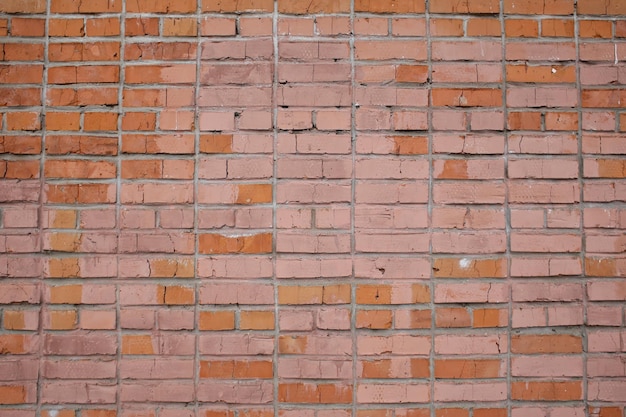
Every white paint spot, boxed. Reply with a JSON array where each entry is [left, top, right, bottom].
[[49, 411, 58, 417], [459, 258, 471, 268], [551, 68, 557, 74]]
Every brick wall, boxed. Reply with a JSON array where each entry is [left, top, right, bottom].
[[1, 0, 625, 415]]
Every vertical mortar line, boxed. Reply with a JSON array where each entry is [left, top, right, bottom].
[[573, 4, 588, 416], [37, 1, 51, 413], [498, 2, 512, 416], [425, 2, 435, 416], [116, 0, 126, 414], [272, 1, 279, 416], [194, 0, 202, 413], [349, 0, 357, 415]]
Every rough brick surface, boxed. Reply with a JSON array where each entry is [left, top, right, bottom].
[[0, 0, 625, 415]]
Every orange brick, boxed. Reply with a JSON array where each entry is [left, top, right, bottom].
[[200, 134, 233, 153], [474, 409, 507, 417], [82, 410, 116, 417], [157, 285, 195, 305], [122, 112, 157, 131], [0, 335, 27, 354], [236, 184, 272, 204], [580, 20, 613, 38], [508, 111, 542, 130], [86, 17, 121, 36], [149, 258, 194, 278], [3, 160, 39, 179], [356, 285, 392, 305], [48, 310, 78, 330], [199, 311, 235, 330], [84, 112, 118, 131], [433, 258, 506, 278], [47, 258, 80, 278], [466, 18, 501, 36], [48, 42, 120, 62], [542, 18, 574, 37], [278, 383, 352, 404], [0, 386, 26, 405], [125, 17, 159, 36], [51, 0, 122, 13], [355, 0, 425, 13], [10, 18, 45, 36], [437, 409, 469, 417], [199, 233, 272, 254], [578, 0, 626, 15], [504, 0, 574, 14], [279, 0, 350, 14], [45, 160, 116, 179], [395, 65, 428, 83], [430, 19, 464, 36], [49, 285, 82, 304], [506, 65, 576, 83], [200, 360, 273, 379], [0, 0, 46, 13], [356, 310, 393, 329], [122, 335, 155, 355], [46, 112, 80, 131], [505, 19, 538, 37], [126, 0, 197, 13], [163, 18, 197, 36], [239, 311, 275, 330], [6, 112, 41, 131], [593, 159, 626, 178], [392, 136, 428, 154], [430, 0, 499, 13], [49, 18, 85, 36], [473, 308, 507, 328], [202, 0, 273, 12], [3, 311, 25, 330]]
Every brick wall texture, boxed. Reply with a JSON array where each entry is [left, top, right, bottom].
[[1, 0, 626, 415]]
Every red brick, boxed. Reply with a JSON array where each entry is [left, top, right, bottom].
[[6, 112, 41, 131], [10, 18, 45, 37]]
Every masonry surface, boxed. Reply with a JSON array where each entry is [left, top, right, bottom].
[[0, 0, 625, 415]]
